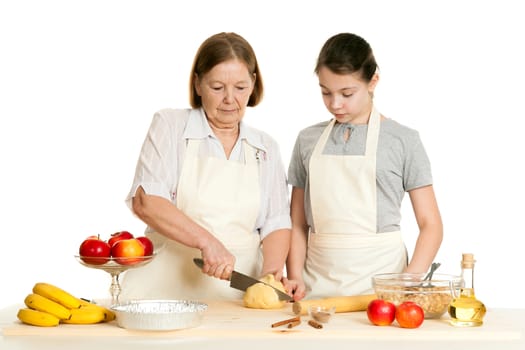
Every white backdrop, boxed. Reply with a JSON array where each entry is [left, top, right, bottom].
[[1, 0, 523, 310]]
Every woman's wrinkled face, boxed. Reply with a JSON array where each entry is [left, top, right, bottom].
[[318, 66, 378, 124], [195, 59, 255, 129]]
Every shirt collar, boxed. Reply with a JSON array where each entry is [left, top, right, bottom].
[[183, 108, 212, 139], [183, 108, 267, 152]]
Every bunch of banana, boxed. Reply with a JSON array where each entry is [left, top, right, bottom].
[[16, 282, 115, 327], [63, 299, 116, 324]]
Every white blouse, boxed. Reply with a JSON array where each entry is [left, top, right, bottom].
[[126, 108, 291, 239]]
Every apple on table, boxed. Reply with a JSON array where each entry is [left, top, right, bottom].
[[395, 301, 424, 328], [367, 299, 396, 326], [367, 299, 425, 328]]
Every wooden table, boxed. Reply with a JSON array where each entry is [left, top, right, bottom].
[[2, 300, 524, 350]]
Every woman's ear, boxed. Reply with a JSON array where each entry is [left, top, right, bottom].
[[250, 73, 256, 93], [193, 73, 201, 96]]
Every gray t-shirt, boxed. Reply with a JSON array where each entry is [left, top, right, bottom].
[[288, 118, 433, 233]]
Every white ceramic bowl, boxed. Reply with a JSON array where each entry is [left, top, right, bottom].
[[111, 300, 207, 331]]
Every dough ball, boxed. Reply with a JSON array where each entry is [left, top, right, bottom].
[[243, 274, 286, 309]]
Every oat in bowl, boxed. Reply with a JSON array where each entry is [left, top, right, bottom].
[[372, 273, 463, 319]]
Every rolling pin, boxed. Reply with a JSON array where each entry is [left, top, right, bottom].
[[292, 294, 376, 315]]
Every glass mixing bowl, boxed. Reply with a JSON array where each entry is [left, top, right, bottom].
[[372, 273, 463, 319]]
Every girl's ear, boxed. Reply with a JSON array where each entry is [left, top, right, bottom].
[[368, 71, 380, 93]]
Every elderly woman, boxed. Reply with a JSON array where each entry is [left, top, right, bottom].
[[120, 32, 291, 300]]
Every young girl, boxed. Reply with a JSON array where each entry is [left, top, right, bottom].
[[286, 33, 443, 300]]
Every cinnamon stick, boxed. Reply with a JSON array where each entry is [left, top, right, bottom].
[[287, 320, 301, 328], [308, 319, 323, 329], [271, 316, 300, 328]]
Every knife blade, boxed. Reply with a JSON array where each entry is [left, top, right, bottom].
[[192, 258, 292, 301]]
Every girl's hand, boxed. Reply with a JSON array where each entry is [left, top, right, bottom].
[[282, 277, 306, 301]]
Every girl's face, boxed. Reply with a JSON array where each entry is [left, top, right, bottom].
[[195, 59, 255, 130], [317, 66, 378, 124]]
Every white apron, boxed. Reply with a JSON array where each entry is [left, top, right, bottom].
[[120, 138, 262, 301], [305, 107, 407, 299]]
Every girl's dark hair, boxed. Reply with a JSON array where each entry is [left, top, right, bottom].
[[189, 32, 263, 108], [315, 33, 378, 83]]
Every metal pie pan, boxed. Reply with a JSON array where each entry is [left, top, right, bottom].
[[111, 300, 208, 331]]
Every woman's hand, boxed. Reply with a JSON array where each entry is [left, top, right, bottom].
[[282, 277, 306, 301], [199, 241, 236, 281]]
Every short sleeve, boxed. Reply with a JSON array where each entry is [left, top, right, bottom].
[[125, 111, 181, 210], [251, 131, 292, 240], [403, 131, 433, 191], [287, 132, 307, 188]]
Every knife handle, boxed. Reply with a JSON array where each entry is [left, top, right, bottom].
[[193, 258, 204, 268]]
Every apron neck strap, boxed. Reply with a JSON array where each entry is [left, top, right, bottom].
[[364, 106, 381, 156], [312, 106, 381, 157]]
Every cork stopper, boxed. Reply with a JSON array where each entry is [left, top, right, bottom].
[[461, 253, 475, 269]]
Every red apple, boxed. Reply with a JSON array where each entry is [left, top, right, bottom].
[[395, 301, 424, 328], [79, 236, 111, 265], [136, 236, 154, 256], [107, 231, 134, 248], [111, 238, 145, 265], [367, 299, 396, 326]]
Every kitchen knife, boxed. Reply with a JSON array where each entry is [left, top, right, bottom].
[[192, 258, 292, 301]]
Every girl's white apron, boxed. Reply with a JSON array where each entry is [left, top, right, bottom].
[[305, 107, 406, 299], [120, 139, 262, 301]]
